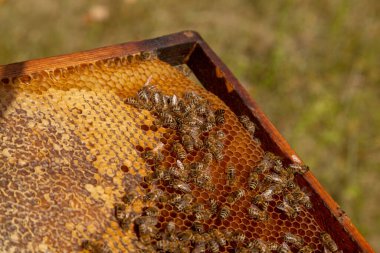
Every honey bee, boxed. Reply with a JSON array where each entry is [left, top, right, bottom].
[[122, 192, 137, 205], [192, 221, 205, 233], [226, 164, 236, 186], [178, 229, 194, 242], [276, 199, 298, 219], [191, 162, 204, 173], [161, 113, 176, 126], [222, 229, 234, 241], [152, 167, 166, 180], [193, 203, 205, 213], [152, 91, 163, 107], [184, 91, 200, 104], [238, 115, 249, 123], [193, 136, 204, 150], [194, 209, 212, 221], [215, 130, 226, 140], [208, 239, 220, 253], [192, 242, 206, 253], [206, 111, 216, 124], [137, 223, 156, 243], [261, 185, 281, 201], [174, 193, 193, 211], [118, 212, 137, 230], [134, 215, 159, 226], [114, 203, 127, 221], [145, 206, 159, 216], [169, 193, 183, 204], [248, 204, 268, 221], [212, 229, 227, 247], [253, 186, 278, 210], [178, 100, 192, 115], [292, 187, 312, 209], [195, 103, 208, 115], [160, 95, 170, 110], [203, 152, 213, 166], [177, 159, 186, 171], [210, 145, 224, 161], [195, 174, 214, 191], [248, 171, 259, 190], [286, 180, 297, 190], [152, 118, 163, 127], [137, 87, 150, 102], [212, 139, 224, 150], [264, 173, 286, 185], [202, 122, 215, 132], [156, 240, 175, 251], [250, 238, 270, 253], [228, 189, 245, 204], [233, 231, 246, 243], [185, 112, 203, 126], [209, 198, 219, 215], [204, 135, 216, 148], [168, 166, 187, 181], [284, 232, 304, 248], [171, 179, 191, 193], [165, 221, 176, 235], [255, 152, 277, 173], [287, 163, 309, 175], [173, 142, 187, 160], [141, 150, 154, 161], [170, 94, 178, 107], [215, 109, 225, 125], [182, 134, 194, 152], [298, 245, 313, 253], [252, 195, 269, 211], [219, 205, 231, 220], [276, 242, 292, 253], [320, 232, 338, 252], [239, 115, 256, 135], [82, 240, 110, 253], [267, 242, 280, 251], [142, 149, 164, 164], [124, 97, 142, 108], [272, 158, 284, 174]]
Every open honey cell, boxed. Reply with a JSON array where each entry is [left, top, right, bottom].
[[0, 31, 374, 252]]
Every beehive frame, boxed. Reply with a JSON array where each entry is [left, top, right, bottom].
[[0, 31, 373, 252]]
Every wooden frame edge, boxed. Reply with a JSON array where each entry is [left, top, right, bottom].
[[0, 30, 200, 78], [187, 34, 374, 253]]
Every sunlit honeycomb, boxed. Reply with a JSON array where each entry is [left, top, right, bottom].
[[0, 53, 329, 252]]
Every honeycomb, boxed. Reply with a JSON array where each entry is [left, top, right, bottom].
[[0, 54, 335, 252]]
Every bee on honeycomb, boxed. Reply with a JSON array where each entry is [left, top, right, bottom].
[[0, 53, 340, 252]]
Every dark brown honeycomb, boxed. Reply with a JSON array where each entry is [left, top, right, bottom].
[[0, 54, 328, 252]]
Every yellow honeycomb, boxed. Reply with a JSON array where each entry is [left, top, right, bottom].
[[0, 54, 329, 252]]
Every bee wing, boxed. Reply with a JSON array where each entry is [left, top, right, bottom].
[[143, 75, 153, 86], [176, 160, 185, 170], [171, 95, 178, 106]]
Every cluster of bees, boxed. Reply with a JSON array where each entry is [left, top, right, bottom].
[[246, 151, 311, 221], [83, 77, 341, 253]]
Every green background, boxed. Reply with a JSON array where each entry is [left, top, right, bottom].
[[0, 0, 379, 250]]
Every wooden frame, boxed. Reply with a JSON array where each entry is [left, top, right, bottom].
[[0, 31, 373, 252]]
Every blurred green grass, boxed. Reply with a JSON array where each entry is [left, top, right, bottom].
[[0, 0, 379, 250]]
